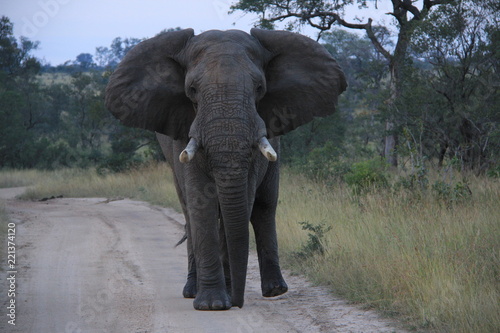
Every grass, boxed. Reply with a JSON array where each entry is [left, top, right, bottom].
[[277, 169, 499, 332], [1, 164, 498, 332], [0, 164, 181, 212], [0, 169, 49, 188]]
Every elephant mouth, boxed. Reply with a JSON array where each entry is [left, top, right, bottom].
[[179, 136, 276, 163]]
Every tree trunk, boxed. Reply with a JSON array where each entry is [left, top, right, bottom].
[[383, 12, 413, 168], [384, 121, 398, 167]]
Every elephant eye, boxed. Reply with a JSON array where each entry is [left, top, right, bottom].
[[189, 86, 197, 96], [256, 84, 264, 95]]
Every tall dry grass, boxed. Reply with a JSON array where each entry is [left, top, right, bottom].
[[2, 164, 181, 212], [277, 168, 499, 332], [0, 169, 49, 188], [1, 165, 498, 331]]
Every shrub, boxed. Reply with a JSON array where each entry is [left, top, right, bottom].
[[432, 180, 472, 206], [297, 141, 350, 182], [395, 165, 429, 192], [487, 164, 500, 178], [344, 159, 388, 194], [294, 221, 332, 259]]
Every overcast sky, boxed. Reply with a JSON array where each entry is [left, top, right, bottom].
[[2, 0, 395, 66]]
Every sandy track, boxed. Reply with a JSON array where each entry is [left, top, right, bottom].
[[0, 188, 405, 332]]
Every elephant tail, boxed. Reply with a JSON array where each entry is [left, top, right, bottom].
[[175, 234, 187, 247]]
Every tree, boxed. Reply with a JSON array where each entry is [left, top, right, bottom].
[[75, 53, 94, 70], [0, 16, 48, 168], [322, 29, 388, 158], [279, 28, 389, 177], [95, 37, 143, 68], [231, 0, 453, 166], [409, 0, 500, 171]]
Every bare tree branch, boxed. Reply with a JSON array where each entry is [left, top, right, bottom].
[[424, 0, 452, 10], [266, 10, 393, 61], [401, 0, 422, 20]]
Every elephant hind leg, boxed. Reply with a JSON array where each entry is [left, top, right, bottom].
[[173, 179, 197, 299], [183, 277, 197, 298], [183, 250, 197, 298], [250, 201, 288, 298]]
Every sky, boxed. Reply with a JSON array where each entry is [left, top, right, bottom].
[[2, 0, 396, 66]]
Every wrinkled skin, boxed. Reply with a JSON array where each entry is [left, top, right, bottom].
[[105, 28, 346, 310]]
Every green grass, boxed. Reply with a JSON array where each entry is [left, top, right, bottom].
[[1, 164, 498, 332]]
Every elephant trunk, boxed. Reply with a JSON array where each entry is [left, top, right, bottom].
[[206, 126, 252, 308], [197, 98, 264, 307], [215, 174, 249, 308]]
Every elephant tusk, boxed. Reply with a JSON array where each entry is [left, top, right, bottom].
[[258, 137, 277, 162], [179, 138, 199, 163]]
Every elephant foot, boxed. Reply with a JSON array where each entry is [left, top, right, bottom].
[[183, 275, 197, 298], [262, 278, 288, 297], [193, 288, 232, 310]]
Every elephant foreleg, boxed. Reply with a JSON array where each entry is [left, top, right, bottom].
[[186, 172, 231, 310], [183, 221, 197, 298], [218, 213, 232, 295]]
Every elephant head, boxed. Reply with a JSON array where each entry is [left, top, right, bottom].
[[105, 28, 346, 309]]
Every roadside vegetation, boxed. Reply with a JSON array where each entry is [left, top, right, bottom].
[[6, 165, 181, 212], [277, 167, 499, 333], [1, 164, 498, 332]]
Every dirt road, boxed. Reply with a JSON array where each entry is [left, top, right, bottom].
[[0, 187, 405, 332]]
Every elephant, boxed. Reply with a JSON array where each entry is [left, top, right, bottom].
[[105, 28, 346, 310]]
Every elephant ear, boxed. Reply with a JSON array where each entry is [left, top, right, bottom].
[[105, 28, 195, 140], [251, 28, 347, 137]]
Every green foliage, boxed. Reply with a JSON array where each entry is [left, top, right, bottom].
[[2, 3, 499, 177], [98, 128, 144, 174], [409, 0, 500, 171], [303, 142, 350, 181], [432, 180, 472, 207], [0, 17, 162, 171], [233, 0, 499, 173], [94, 37, 143, 68], [294, 221, 332, 258], [394, 161, 474, 207], [281, 112, 346, 163], [394, 167, 429, 194], [486, 164, 500, 178], [344, 159, 389, 194]]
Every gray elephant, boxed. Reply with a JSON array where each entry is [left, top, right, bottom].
[[105, 28, 346, 310]]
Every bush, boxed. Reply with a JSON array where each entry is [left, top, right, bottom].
[[294, 221, 332, 259], [344, 159, 389, 194], [395, 165, 429, 192], [290, 141, 350, 183], [97, 153, 142, 174], [487, 164, 500, 178], [432, 180, 472, 206]]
